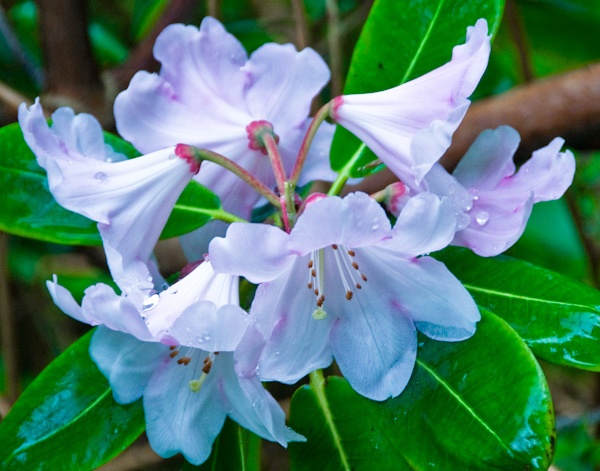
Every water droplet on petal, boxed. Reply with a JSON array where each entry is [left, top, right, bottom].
[[202, 333, 211, 342], [142, 293, 160, 311], [160, 282, 169, 291], [473, 210, 489, 226], [168, 153, 176, 160], [94, 171, 108, 183]]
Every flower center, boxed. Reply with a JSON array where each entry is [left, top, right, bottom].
[[306, 245, 368, 319], [168, 346, 218, 393]]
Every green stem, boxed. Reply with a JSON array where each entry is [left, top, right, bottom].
[[199, 208, 246, 224], [309, 369, 351, 471], [327, 143, 366, 196], [176, 144, 281, 209], [290, 101, 334, 189]]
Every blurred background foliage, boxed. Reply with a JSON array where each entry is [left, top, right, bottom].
[[0, 0, 599, 469]]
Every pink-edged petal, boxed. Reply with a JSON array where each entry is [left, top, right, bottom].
[[334, 19, 490, 184], [144, 261, 242, 340], [217, 353, 305, 445], [90, 327, 165, 403], [334, 19, 490, 185], [209, 223, 294, 283], [329, 294, 417, 401], [453, 193, 534, 256], [251, 260, 334, 383], [290, 193, 391, 254], [244, 43, 330, 129], [452, 126, 520, 188], [144, 349, 227, 464], [382, 193, 456, 257], [508, 138, 575, 203]]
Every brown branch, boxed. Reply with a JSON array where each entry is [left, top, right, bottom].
[[0, 233, 19, 403], [207, 0, 220, 19], [326, 0, 343, 96], [291, 0, 310, 49], [36, 0, 102, 108], [505, 0, 534, 83]]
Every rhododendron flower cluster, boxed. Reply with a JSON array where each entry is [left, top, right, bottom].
[[19, 15, 575, 465]]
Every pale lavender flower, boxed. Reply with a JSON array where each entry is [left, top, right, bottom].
[[210, 192, 480, 401], [332, 19, 491, 186], [419, 126, 576, 256], [47, 261, 302, 465], [19, 100, 201, 292], [114, 16, 336, 257]]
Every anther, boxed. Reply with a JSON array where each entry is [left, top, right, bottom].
[[361, 274, 368, 281], [332, 244, 338, 250], [345, 290, 353, 300], [352, 262, 359, 270], [308, 282, 313, 289], [314, 288, 319, 296], [348, 250, 356, 256], [308, 260, 314, 268], [169, 346, 177, 350], [356, 283, 362, 289], [202, 359, 213, 374], [177, 357, 191, 365], [169, 350, 179, 358], [317, 295, 325, 307], [311, 269, 316, 277]]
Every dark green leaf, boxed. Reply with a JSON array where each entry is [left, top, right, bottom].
[[289, 310, 554, 470], [0, 123, 220, 245], [0, 330, 145, 470], [330, 0, 505, 175], [436, 247, 600, 371], [182, 418, 261, 471]]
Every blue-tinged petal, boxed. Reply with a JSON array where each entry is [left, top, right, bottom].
[[328, 288, 417, 401], [384, 193, 456, 257], [144, 349, 227, 465], [253, 259, 334, 383], [209, 223, 294, 283], [362, 250, 480, 340], [290, 193, 391, 254], [217, 353, 305, 445], [90, 327, 165, 403], [452, 126, 520, 188]]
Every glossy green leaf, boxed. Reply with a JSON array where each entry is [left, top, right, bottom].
[[289, 310, 554, 470], [330, 0, 505, 175], [0, 123, 221, 245], [436, 247, 600, 371], [0, 330, 145, 470], [182, 418, 261, 471]]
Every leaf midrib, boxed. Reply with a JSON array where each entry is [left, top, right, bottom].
[[464, 284, 600, 312]]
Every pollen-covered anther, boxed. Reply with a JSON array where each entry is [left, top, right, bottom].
[[317, 295, 325, 307], [169, 350, 179, 358], [177, 356, 191, 366], [346, 290, 353, 300], [308, 260, 314, 268], [202, 357, 213, 374], [352, 262, 359, 270], [347, 250, 356, 256]]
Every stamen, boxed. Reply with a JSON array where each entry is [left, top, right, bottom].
[[308, 260, 313, 268], [169, 346, 177, 350], [317, 295, 325, 307], [352, 261, 359, 270], [331, 244, 338, 250], [308, 282, 313, 289], [169, 350, 179, 358], [202, 358, 213, 374], [356, 283, 362, 289], [362, 274, 368, 281], [177, 357, 191, 366], [346, 291, 353, 300], [311, 269, 316, 277], [347, 250, 356, 257]]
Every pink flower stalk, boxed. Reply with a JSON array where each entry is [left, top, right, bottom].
[[209, 192, 480, 401], [332, 19, 491, 186], [47, 261, 303, 465], [417, 126, 576, 256], [114, 17, 336, 255], [19, 100, 202, 293]]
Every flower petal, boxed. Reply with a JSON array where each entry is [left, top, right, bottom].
[[334, 19, 490, 184], [252, 260, 335, 383], [90, 327, 165, 403], [383, 193, 456, 257], [209, 222, 294, 283], [217, 353, 305, 445], [144, 349, 227, 465], [244, 43, 330, 130], [290, 193, 391, 253]]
